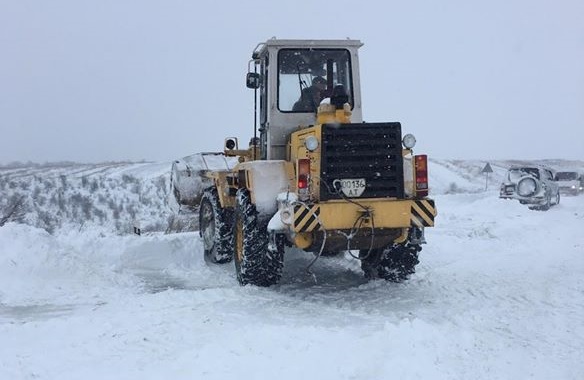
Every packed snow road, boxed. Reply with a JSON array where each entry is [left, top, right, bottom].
[[1, 191, 583, 379]]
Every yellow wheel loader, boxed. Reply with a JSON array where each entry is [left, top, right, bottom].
[[199, 39, 437, 286]]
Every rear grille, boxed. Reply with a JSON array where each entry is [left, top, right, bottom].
[[320, 123, 404, 200]]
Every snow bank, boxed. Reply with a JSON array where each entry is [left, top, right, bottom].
[[0, 223, 143, 305]]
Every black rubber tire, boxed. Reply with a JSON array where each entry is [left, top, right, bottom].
[[233, 189, 284, 287], [531, 194, 551, 211], [199, 188, 234, 264], [360, 240, 421, 282], [541, 194, 551, 211]]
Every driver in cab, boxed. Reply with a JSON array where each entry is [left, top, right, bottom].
[[292, 76, 327, 112]]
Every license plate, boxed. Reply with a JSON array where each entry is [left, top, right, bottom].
[[336, 178, 366, 197]]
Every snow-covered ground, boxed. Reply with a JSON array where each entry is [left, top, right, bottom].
[[1, 160, 583, 379]]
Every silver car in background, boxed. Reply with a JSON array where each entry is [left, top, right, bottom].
[[170, 153, 236, 207], [554, 171, 583, 196], [499, 165, 560, 211]]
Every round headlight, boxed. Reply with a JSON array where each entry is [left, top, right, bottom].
[[402, 134, 416, 149], [304, 136, 319, 151], [517, 177, 537, 197], [225, 138, 236, 150]]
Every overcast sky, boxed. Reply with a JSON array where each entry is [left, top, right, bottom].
[[1, 0, 583, 164]]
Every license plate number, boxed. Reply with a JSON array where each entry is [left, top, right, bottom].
[[337, 178, 366, 197]]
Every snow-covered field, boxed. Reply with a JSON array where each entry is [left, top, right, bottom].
[[1, 160, 583, 379]]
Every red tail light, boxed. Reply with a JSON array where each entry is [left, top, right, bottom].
[[298, 158, 310, 189], [298, 176, 308, 189], [297, 159, 310, 198], [415, 155, 428, 197]]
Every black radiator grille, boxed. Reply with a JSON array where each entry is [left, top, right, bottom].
[[320, 123, 404, 200]]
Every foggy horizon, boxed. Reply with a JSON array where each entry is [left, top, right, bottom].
[[1, 0, 583, 163]]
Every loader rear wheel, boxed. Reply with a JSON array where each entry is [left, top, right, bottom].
[[360, 241, 421, 282], [199, 188, 233, 264], [233, 189, 284, 287]]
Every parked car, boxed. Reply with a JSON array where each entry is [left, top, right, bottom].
[[554, 171, 583, 196], [499, 165, 560, 210]]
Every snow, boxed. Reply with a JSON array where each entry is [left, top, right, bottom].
[[244, 160, 291, 216], [268, 192, 298, 231], [1, 160, 584, 379], [267, 210, 286, 231]]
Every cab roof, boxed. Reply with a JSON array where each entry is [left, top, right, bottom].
[[253, 38, 363, 58]]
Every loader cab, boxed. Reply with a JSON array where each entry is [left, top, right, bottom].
[[247, 39, 364, 160]]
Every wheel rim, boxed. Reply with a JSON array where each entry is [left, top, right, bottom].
[[235, 218, 243, 263], [200, 200, 215, 250]]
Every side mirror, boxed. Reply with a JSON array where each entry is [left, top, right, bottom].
[[246, 73, 260, 89]]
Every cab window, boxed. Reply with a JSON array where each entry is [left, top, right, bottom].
[[277, 49, 353, 112]]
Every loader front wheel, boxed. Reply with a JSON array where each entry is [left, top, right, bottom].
[[172, 185, 182, 204], [233, 189, 284, 287], [360, 241, 421, 282], [199, 188, 233, 264]]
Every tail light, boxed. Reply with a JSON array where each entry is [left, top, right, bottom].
[[297, 158, 310, 200], [415, 155, 428, 197]]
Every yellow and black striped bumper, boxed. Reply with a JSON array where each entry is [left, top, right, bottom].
[[293, 199, 436, 233], [410, 199, 436, 228]]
